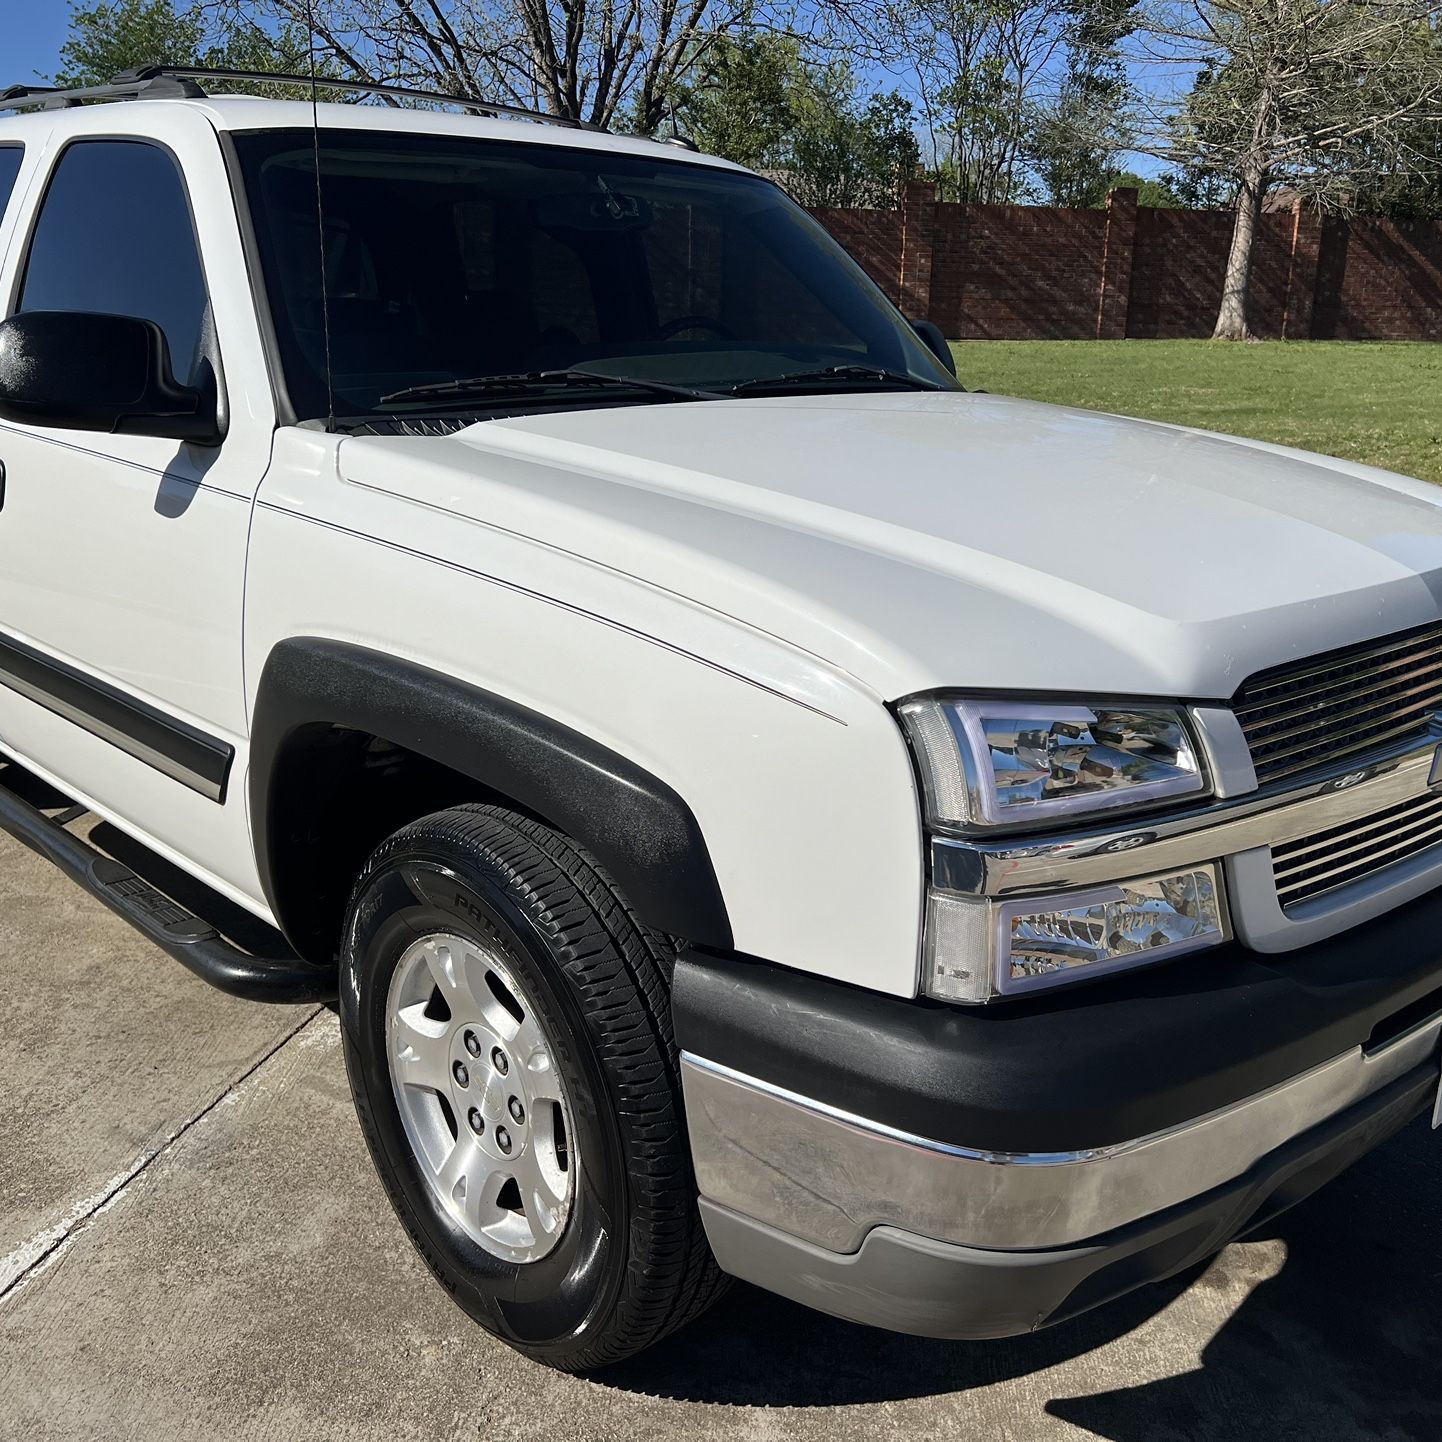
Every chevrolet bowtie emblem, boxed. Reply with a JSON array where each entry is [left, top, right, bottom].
[[1429, 744, 1442, 790]]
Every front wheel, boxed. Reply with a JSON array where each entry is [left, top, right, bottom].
[[339, 804, 726, 1371]]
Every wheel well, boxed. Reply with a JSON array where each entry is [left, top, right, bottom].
[[264, 725, 533, 964], [251, 640, 733, 958]]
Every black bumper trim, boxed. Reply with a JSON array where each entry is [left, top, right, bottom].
[[675, 884, 1442, 1154]]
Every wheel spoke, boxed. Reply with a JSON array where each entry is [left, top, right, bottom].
[[434, 1136, 490, 1204], [422, 938, 485, 1013], [509, 1140, 568, 1240], [511, 1011, 562, 1100], [391, 1005, 451, 1092], [458, 1159, 514, 1234]]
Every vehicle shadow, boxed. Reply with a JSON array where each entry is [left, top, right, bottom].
[[600, 1116, 1442, 1438]]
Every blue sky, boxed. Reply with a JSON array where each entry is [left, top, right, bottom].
[[3, 0, 71, 86]]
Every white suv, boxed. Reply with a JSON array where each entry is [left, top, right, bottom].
[[1, 66, 1440, 1371]]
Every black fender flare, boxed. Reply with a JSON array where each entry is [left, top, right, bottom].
[[249, 638, 732, 951]]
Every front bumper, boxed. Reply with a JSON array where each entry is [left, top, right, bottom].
[[693, 1062, 1434, 1339], [674, 890, 1442, 1336]]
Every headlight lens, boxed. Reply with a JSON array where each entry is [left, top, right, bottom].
[[900, 697, 1206, 828], [925, 864, 1229, 1002]]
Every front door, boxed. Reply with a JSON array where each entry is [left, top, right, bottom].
[[0, 112, 277, 906]]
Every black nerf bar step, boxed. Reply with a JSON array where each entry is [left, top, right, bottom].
[[0, 776, 335, 1004]]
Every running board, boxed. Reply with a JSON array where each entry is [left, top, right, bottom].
[[0, 781, 335, 1004]]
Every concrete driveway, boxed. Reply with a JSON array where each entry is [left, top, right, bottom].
[[3, 825, 1441, 1442]]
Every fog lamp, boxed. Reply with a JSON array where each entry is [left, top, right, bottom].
[[925, 864, 1228, 1002]]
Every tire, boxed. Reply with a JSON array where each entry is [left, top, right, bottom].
[[339, 803, 728, 1371]]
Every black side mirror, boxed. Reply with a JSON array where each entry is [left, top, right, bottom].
[[0, 310, 222, 446], [910, 318, 956, 377]]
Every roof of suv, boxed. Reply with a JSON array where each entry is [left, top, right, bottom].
[[0, 94, 741, 172]]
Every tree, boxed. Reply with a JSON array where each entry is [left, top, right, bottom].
[[680, 35, 919, 207], [1110, 170, 1183, 207], [1027, 0, 1139, 206], [882, 0, 1137, 204], [212, 0, 769, 131], [672, 30, 793, 168], [56, 0, 206, 84], [57, 0, 312, 90], [1137, 0, 1442, 338], [787, 81, 920, 208], [905, 0, 1074, 202], [1355, 127, 1442, 219], [1348, 27, 1442, 218]]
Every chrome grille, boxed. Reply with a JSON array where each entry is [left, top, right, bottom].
[[1273, 788, 1442, 908], [1235, 623, 1442, 786]]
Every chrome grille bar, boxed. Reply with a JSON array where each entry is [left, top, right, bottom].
[[1237, 623, 1442, 786], [1273, 790, 1442, 908], [1242, 628, 1442, 697], [1234, 650, 1442, 720]]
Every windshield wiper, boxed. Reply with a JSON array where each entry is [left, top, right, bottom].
[[379, 368, 724, 407], [727, 365, 946, 397]]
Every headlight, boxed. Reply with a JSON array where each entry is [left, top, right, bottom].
[[926, 864, 1229, 1002], [900, 697, 1207, 829]]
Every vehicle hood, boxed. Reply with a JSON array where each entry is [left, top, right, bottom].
[[337, 391, 1442, 701]]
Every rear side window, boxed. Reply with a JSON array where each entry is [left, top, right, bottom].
[[0, 145, 22, 222], [18, 139, 210, 382]]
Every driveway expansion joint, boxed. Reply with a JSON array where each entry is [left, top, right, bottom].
[[0, 1004, 326, 1302]]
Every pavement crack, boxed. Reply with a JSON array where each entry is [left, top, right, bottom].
[[0, 1005, 327, 1303]]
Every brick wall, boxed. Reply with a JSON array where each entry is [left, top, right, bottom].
[[812, 182, 1442, 341]]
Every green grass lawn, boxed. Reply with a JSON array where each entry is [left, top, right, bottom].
[[947, 340, 1441, 484]]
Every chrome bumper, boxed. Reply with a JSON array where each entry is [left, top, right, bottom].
[[681, 1007, 1442, 1254]]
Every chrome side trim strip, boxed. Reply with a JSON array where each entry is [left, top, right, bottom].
[[680, 1013, 1442, 1253]]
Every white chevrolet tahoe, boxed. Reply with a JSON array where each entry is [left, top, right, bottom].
[[2, 65, 1440, 1372]]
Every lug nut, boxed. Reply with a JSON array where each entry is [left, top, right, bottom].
[[491, 1047, 509, 1076], [463, 1030, 482, 1057], [452, 1061, 469, 1087], [467, 1108, 484, 1135], [507, 1096, 525, 1124], [495, 1126, 512, 1155]]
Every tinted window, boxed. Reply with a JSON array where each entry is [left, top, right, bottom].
[[0, 146, 23, 224], [20, 140, 210, 381], [232, 129, 952, 420]]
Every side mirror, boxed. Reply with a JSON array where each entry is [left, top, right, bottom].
[[910, 317, 956, 377], [0, 310, 222, 446]]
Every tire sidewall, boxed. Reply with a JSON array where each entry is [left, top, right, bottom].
[[340, 841, 632, 1359]]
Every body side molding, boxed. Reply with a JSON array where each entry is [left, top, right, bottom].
[[0, 627, 233, 801], [249, 637, 732, 952]]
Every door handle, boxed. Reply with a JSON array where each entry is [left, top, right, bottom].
[[0, 459, 6, 511]]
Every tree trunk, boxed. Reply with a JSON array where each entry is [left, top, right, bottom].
[[1212, 90, 1273, 341], [1212, 156, 1267, 339]]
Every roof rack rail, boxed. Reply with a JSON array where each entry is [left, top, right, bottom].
[[0, 64, 604, 131]]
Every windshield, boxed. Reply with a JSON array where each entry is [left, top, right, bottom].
[[229, 129, 955, 421]]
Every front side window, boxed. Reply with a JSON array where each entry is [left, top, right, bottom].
[[0, 146, 24, 226], [19, 139, 211, 383], [231, 129, 953, 422]]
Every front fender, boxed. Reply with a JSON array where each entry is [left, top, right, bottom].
[[250, 637, 731, 950]]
